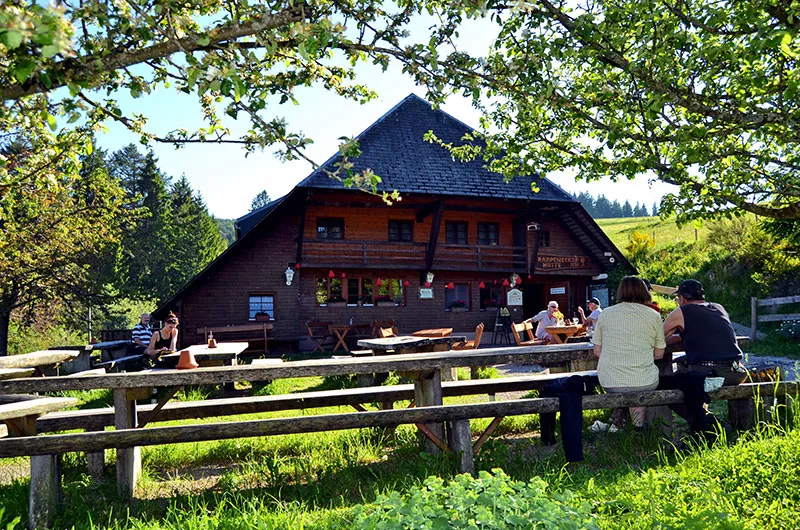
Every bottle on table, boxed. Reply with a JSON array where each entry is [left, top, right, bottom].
[[208, 330, 217, 349]]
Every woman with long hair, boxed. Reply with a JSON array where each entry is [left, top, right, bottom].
[[146, 312, 179, 360], [593, 276, 666, 428]]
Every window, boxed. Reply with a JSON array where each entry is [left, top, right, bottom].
[[315, 278, 344, 304], [375, 278, 405, 305], [317, 218, 344, 239], [249, 295, 275, 320], [388, 220, 413, 242], [445, 283, 470, 311], [446, 221, 468, 244], [479, 283, 503, 310], [315, 277, 377, 306], [477, 222, 499, 245], [539, 230, 550, 247]]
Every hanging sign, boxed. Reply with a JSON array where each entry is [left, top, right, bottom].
[[419, 288, 434, 299], [550, 287, 566, 295], [536, 255, 590, 270], [507, 288, 523, 306]]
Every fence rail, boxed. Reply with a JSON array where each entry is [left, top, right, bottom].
[[750, 295, 800, 339]]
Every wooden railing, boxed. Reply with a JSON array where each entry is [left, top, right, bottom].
[[302, 240, 526, 271], [750, 294, 800, 339]]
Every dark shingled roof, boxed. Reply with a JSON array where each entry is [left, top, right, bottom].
[[235, 195, 286, 238], [297, 94, 577, 202]]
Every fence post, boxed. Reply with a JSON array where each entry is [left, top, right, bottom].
[[750, 297, 758, 340]]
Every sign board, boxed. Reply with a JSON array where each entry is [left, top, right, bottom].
[[419, 288, 434, 299], [550, 287, 566, 295], [507, 288, 523, 306], [537, 255, 590, 270]]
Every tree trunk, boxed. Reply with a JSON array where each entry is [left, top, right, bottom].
[[0, 309, 10, 356]]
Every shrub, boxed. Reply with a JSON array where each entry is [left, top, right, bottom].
[[778, 320, 800, 341], [625, 230, 656, 266], [352, 469, 598, 529]]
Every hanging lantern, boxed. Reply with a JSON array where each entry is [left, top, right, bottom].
[[503, 278, 510, 287], [447, 282, 455, 290], [527, 274, 532, 280], [494, 280, 498, 285], [515, 276, 522, 285], [295, 263, 301, 269], [328, 270, 335, 279], [403, 280, 410, 287], [478, 281, 486, 289], [424, 281, 431, 288], [341, 272, 347, 279], [376, 277, 383, 286]]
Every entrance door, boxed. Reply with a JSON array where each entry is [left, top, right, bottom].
[[544, 281, 571, 318], [522, 283, 545, 319]]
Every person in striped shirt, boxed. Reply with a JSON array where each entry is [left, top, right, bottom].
[[593, 276, 667, 428], [130, 313, 153, 355]]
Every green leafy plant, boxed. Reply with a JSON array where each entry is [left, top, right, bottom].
[[352, 469, 598, 529]]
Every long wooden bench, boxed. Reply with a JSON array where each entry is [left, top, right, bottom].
[[197, 323, 273, 354]]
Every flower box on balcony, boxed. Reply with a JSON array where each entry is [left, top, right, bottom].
[[450, 306, 467, 313], [254, 313, 271, 322]]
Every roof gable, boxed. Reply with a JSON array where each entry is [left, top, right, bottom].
[[298, 94, 576, 202]]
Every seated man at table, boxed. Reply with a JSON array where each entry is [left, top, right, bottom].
[[663, 279, 752, 429], [526, 301, 560, 343], [128, 313, 153, 355], [577, 297, 602, 331]]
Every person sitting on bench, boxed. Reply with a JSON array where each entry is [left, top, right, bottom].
[[663, 279, 752, 429], [128, 313, 153, 355], [594, 276, 666, 429], [146, 313, 179, 363]]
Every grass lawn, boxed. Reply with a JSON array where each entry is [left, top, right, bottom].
[[596, 216, 708, 252], [1, 375, 799, 529]]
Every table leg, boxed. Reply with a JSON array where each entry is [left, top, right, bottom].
[[414, 368, 444, 455], [114, 389, 141, 500], [224, 357, 237, 392], [333, 329, 350, 352]]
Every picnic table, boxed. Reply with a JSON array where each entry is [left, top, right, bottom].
[[544, 325, 584, 344], [412, 328, 453, 338], [328, 324, 373, 353], [0, 350, 79, 375], [160, 342, 249, 368]]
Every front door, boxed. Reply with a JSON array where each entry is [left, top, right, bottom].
[[522, 283, 545, 319], [544, 281, 571, 318]]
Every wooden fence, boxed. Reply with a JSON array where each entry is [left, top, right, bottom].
[[750, 295, 800, 339]]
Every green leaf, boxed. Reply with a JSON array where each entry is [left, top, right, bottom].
[[2, 30, 24, 50], [12, 60, 36, 84], [196, 35, 210, 46], [232, 77, 245, 102], [41, 44, 60, 58], [46, 113, 57, 131]]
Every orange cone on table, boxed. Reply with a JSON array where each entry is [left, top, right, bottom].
[[177, 349, 199, 369]]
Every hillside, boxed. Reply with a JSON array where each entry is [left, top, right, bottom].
[[596, 216, 708, 251]]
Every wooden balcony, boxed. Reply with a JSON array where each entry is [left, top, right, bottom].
[[302, 240, 526, 272]]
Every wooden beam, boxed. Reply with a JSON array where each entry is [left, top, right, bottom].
[[113, 389, 140, 500], [415, 422, 450, 452], [415, 200, 442, 222], [3, 382, 797, 458], [424, 201, 445, 275], [473, 416, 504, 455], [295, 197, 308, 266]]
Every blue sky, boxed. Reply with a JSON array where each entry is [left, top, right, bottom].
[[94, 18, 676, 220]]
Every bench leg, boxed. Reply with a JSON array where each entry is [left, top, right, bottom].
[[114, 389, 141, 500], [29, 454, 60, 530], [447, 419, 474, 475], [414, 369, 444, 455]]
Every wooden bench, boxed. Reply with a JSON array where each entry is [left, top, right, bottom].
[[197, 323, 273, 354], [512, 322, 547, 347]]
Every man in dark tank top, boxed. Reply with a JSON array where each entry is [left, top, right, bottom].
[[663, 279, 752, 429]]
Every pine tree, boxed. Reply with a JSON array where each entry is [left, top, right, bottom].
[[250, 190, 272, 211], [622, 200, 633, 217]]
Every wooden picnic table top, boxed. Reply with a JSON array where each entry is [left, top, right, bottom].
[[0, 395, 78, 422], [160, 342, 249, 363], [0, 350, 79, 370], [0, 343, 596, 393], [0, 368, 35, 381], [357, 335, 463, 351], [412, 328, 453, 338]]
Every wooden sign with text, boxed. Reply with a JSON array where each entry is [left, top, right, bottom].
[[537, 255, 590, 270]]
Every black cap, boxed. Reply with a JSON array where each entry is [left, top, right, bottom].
[[643, 279, 652, 291], [588, 297, 601, 306], [672, 279, 705, 300]]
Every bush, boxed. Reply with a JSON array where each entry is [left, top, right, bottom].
[[352, 469, 598, 529], [778, 320, 800, 341]]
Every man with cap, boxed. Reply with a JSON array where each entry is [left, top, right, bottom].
[[577, 297, 602, 330], [663, 279, 752, 428]]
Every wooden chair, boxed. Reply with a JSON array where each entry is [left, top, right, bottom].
[[379, 327, 397, 338], [307, 321, 335, 353], [512, 322, 546, 347], [372, 320, 398, 338], [454, 323, 485, 350]]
